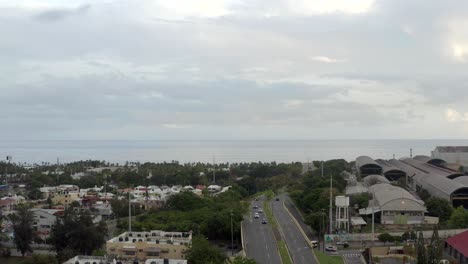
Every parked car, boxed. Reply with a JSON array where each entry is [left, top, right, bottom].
[[261, 218, 267, 224], [325, 246, 337, 252]]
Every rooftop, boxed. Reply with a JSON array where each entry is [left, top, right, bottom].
[[435, 146, 468, 153], [108, 230, 192, 246], [446, 230, 468, 257]]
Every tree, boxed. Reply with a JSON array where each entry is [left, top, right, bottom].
[[8, 205, 35, 256], [448, 206, 468, 228], [426, 197, 453, 222], [50, 208, 108, 261], [227, 256, 257, 264], [378, 232, 394, 245], [416, 231, 427, 264], [187, 235, 226, 264], [427, 225, 442, 264]]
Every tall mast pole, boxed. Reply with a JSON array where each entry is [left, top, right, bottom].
[[329, 174, 333, 234]]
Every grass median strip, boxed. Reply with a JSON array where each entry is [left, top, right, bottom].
[[278, 241, 293, 264], [314, 249, 344, 264]]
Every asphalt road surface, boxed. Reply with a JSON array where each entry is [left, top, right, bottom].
[[242, 196, 281, 264], [271, 194, 318, 264]]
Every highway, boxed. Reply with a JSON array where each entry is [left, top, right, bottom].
[[271, 194, 318, 264], [242, 196, 281, 264]]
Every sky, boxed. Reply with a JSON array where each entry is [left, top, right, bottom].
[[2, 0, 468, 140]]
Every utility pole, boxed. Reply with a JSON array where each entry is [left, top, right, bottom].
[[230, 209, 234, 256], [410, 148, 413, 158], [321, 161, 324, 177], [5, 155, 11, 185], [369, 192, 375, 264], [128, 191, 132, 232], [213, 155, 216, 184], [329, 174, 333, 234]]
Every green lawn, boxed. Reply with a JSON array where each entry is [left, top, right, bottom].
[[314, 249, 344, 264], [0, 257, 24, 264]]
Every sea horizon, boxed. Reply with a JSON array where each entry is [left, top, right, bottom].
[[1, 139, 468, 164]]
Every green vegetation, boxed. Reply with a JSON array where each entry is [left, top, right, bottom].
[[19, 254, 58, 264], [50, 207, 108, 262], [187, 235, 225, 264], [448, 206, 468, 228], [278, 241, 293, 264], [314, 249, 344, 264], [132, 190, 246, 241], [8, 205, 35, 256], [290, 159, 350, 233], [425, 197, 453, 223]]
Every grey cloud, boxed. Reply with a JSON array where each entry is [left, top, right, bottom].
[[34, 4, 91, 22]]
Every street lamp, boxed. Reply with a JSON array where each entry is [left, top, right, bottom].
[[230, 209, 234, 256]]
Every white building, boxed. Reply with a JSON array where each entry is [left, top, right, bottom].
[[432, 146, 468, 166], [31, 208, 62, 238]]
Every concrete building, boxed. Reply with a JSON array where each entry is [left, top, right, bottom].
[[361, 183, 426, 224], [356, 156, 382, 177], [106, 230, 191, 261], [432, 146, 468, 166], [444, 230, 468, 264], [31, 208, 62, 238], [49, 189, 81, 206]]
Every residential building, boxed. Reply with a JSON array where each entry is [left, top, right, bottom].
[[31, 208, 62, 238], [444, 230, 468, 264], [106, 230, 191, 261]]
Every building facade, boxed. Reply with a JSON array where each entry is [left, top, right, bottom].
[[106, 230, 191, 261]]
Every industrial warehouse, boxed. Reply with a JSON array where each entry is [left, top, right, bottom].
[[350, 146, 468, 225]]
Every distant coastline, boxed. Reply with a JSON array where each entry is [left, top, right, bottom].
[[1, 139, 468, 164]]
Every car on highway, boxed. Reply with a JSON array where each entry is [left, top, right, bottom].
[[311, 240, 318, 248], [254, 213, 260, 219], [261, 218, 267, 224], [258, 208, 263, 213], [325, 246, 337, 252], [253, 205, 258, 209], [275, 198, 280, 201], [336, 241, 348, 246], [254, 198, 258, 201]]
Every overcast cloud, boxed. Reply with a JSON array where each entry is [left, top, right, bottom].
[[2, 0, 468, 140]]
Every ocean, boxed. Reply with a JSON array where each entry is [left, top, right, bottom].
[[1, 139, 468, 164]]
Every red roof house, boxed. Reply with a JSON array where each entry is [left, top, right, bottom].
[[445, 230, 468, 264]]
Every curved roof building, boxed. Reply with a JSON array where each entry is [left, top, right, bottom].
[[413, 155, 447, 167], [401, 158, 463, 179], [366, 183, 426, 224], [356, 156, 382, 177], [363, 175, 390, 187], [376, 159, 406, 181]]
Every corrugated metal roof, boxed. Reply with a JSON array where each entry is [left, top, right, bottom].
[[401, 158, 462, 179], [368, 183, 425, 211], [363, 175, 390, 187], [356, 156, 381, 168], [376, 159, 406, 176], [453, 176, 468, 186]]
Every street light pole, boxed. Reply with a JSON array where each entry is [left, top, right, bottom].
[[230, 209, 234, 257]]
